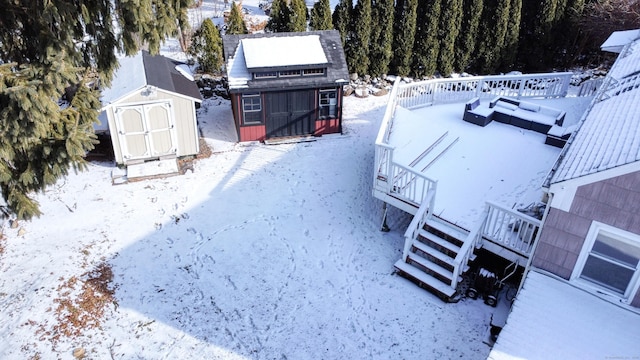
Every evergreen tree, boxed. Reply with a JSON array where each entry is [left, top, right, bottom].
[[390, 0, 418, 76], [369, 0, 395, 77], [412, 0, 441, 78], [349, 0, 373, 75], [498, 0, 522, 71], [437, 0, 462, 76], [267, 0, 292, 32], [332, 0, 353, 48], [227, 2, 249, 34], [0, 0, 190, 220], [310, 0, 334, 30], [290, 0, 309, 32], [475, 0, 511, 74], [455, 0, 483, 73], [189, 18, 224, 74]]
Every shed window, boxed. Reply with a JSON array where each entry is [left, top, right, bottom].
[[319, 89, 337, 119], [254, 71, 277, 79], [242, 93, 262, 124], [303, 68, 325, 76], [279, 70, 301, 77], [572, 222, 640, 302]]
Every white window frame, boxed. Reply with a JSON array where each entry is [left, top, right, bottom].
[[319, 89, 338, 119], [571, 221, 640, 303]]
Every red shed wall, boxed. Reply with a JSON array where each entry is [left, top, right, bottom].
[[532, 170, 640, 307]]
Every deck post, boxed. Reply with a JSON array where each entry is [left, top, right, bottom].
[[381, 202, 390, 232]]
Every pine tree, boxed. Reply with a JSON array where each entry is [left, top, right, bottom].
[[332, 0, 353, 48], [349, 0, 373, 75], [267, 0, 292, 32], [412, 0, 441, 78], [290, 0, 309, 32], [498, 0, 522, 71], [475, 0, 511, 74], [455, 0, 483, 73], [227, 2, 249, 34], [369, 0, 395, 77], [0, 0, 190, 220], [189, 18, 224, 74], [437, 0, 462, 76], [310, 0, 334, 30], [390, 0, 418, 76]]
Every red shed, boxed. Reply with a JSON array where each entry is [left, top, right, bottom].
[[222, 30, 349, 142]]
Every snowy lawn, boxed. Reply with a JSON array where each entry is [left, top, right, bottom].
[[0, 94, 496, 359]]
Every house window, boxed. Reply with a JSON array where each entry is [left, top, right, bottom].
[[254, 71, 277, 79], [279, 70, 301, 77], [572, 222, 640, 301], [319, 89, 337, 119], [303, 68, 325, 76], [242, 93, 262, 124]]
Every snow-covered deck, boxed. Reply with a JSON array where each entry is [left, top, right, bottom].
[[386, 96, 591, 230]]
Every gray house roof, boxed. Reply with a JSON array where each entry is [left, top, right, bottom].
[[548, 32, 640, 185], [222, 30, 349, 92], [101, 51, 202, 106]]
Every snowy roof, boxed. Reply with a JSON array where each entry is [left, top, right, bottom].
[[222, 30, 349, 92], [100, 51, 201, 106], [488, 270, 640, 360], [601, 29, 640, 53], [548, 35, 640, 185], [241, 35, 328, 69]]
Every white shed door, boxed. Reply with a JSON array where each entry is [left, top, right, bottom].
[[115, 102, 176, 162]]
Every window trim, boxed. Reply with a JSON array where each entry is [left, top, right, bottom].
[[242, 93, 263, 125], [302, 68, 325, 76], [254, 71, 278, 79], [571, 221, 640, 303], [319, 88, 338, 119], [278, 69, 301, 77]]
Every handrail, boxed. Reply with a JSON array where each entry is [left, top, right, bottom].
[[402, 195, 433, 261], [395, 72, 575, 109], [481, 201, 542, 257], [451, 212, 487, 289]]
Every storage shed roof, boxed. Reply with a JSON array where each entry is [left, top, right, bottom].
[[101, 51, 202, 106], [223, 30, 349, 92]]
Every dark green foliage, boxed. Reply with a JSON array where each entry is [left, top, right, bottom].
[[499, 0, 522, 71], [369, 0, 395, 77], [437, 0, 462, 76], [349, 0, 373, 75], [412, 0, 441, 78], [227, 2, 248, 34], [189, 18, 223, 73], [390, 0, 418, 76], [332, 0, 353, 47], [0, 0, 190, 220], [475, 0, 511, 74], [267, 0, 290, 32], [290, 0, 309, 32], [310, 0, 333, 30], [455, 0, 483, 73]]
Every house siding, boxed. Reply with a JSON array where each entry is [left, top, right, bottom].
[[533, 171, 640, 306]]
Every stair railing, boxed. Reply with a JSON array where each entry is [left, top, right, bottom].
[[481, 201, 542, 257], [451, 212, 488, 289], [402, 189, 436, 261]]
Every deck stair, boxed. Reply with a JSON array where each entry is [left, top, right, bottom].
[[395, 217, 475, 301]]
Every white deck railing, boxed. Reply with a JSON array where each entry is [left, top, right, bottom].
[[395, 72, 574, 109], [402, 191, 436, 262], [480, 201, 541, 257]]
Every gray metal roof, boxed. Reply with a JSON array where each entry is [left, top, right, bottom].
[[101, 51, 202, 106], [222, 30, 350, 92], [548, 33, 640, 185]]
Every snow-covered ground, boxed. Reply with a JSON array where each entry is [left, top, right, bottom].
[[0, 92, 499, 359]]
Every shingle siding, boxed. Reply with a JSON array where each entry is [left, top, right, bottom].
[[534, 171, 640, 306]]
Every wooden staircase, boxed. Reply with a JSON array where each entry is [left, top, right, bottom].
[[394, 218, 474, 301]]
